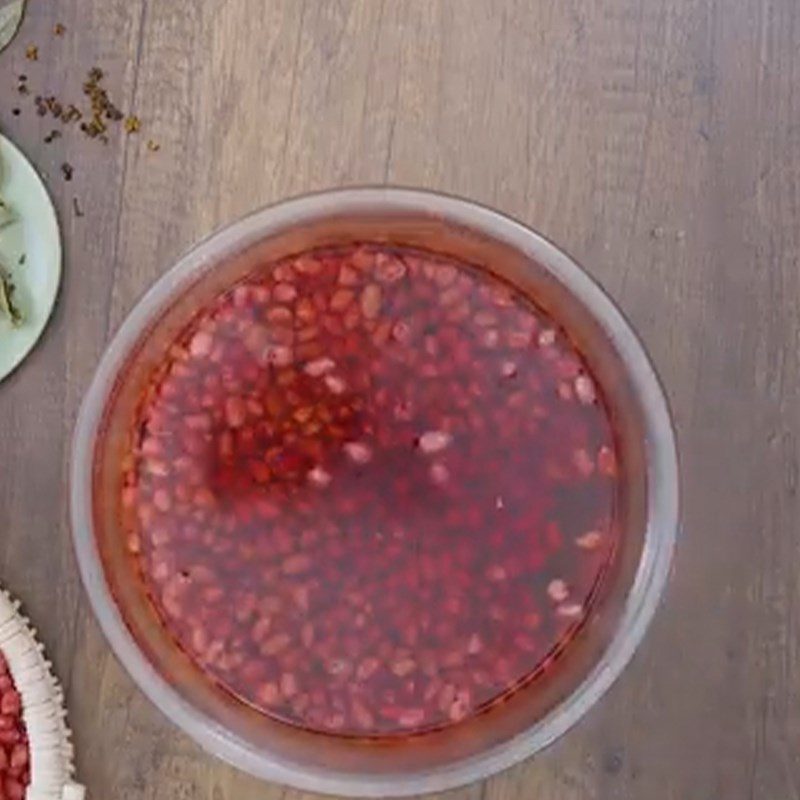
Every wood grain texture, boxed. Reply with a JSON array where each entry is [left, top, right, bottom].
[[1, 0, 799, 797]]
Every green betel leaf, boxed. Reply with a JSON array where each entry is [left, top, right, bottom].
[[0, 0, 25, 55]]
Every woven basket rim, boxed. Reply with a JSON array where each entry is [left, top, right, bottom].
[[0, 588, 85, 800]]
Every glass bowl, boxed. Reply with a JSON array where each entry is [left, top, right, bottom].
[[70, 187, 678, 797]]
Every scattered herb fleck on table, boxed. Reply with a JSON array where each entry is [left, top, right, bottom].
[[1, 0, 161, 223], [12, 66, 161, 168]]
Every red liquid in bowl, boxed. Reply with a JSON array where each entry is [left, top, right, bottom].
[[120, 244, 621, 737]]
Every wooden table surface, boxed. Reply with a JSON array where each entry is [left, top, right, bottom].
[[1, 1, 799, 798]]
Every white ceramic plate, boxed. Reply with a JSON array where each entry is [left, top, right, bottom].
[[0, 133, 62, 382]]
